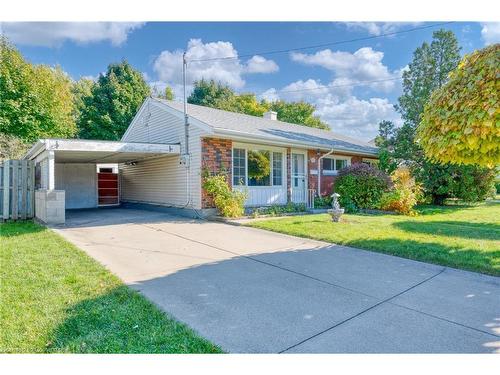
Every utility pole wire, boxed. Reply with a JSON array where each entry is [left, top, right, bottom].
[[277, 76, 404, 95], [188, 22, 455, 62]]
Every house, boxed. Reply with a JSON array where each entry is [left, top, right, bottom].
[[25, 97, 378, 224]]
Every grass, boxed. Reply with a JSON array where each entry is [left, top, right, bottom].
[[0, 221, 222, 353], [248, 202, 500, 276]]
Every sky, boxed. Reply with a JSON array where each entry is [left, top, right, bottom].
[[2, 21, 499, 141]]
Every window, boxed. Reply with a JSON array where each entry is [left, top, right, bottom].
[[323, 158, 334, 172], [362, 158, 379, 167], [248, 150, 271, 186], [233, 148, 246, 186], [232, 147, 284, 187], [272, 152, 283, 186], [335, 159, 347, 170], [322, 157, 349, 175]]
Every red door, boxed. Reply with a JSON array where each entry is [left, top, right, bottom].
[[98, 172, 119, 206]]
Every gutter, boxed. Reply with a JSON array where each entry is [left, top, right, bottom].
[[317, 149, 335, 197]]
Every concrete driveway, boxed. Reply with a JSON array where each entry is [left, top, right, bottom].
[[53, 207, 500, 353]]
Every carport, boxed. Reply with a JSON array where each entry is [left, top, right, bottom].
[[24, 139, 180, 224]]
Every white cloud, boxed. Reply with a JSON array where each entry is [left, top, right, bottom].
[[153, 39, 244, 88], [480, 22, 500, 45], [245, 55, 279, 73], [280, 79, 331, 101], [260, 88, 280, 102], [81, 75, 98, 82], [315, 95, 402, 139], [0, 22, 143, 47], [260, 78, 402, 140], [290, 47, 400, 92], [153, 39, 279, 91], [344, 22, 421, 36]]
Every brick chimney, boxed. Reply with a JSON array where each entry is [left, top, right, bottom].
[[263, 110, 277, 121]]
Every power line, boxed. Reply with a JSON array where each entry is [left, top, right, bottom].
[[277, 76, 404, 95], [188, 22, 455, 63]]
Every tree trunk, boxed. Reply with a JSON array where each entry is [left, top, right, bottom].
[[432, 194, 447, 206]]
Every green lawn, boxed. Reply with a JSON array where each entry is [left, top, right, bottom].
[[0, 222, 222, 353], [249, 202, 500, 276]]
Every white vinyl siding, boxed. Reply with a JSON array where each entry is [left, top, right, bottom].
[[120, 156, 187, 206], [120, 99, 207, 209]]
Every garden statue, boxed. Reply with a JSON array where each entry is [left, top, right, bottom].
[[328, 193, 344, 222]]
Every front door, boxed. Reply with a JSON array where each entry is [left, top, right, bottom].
[[291, 152, 306, 203]]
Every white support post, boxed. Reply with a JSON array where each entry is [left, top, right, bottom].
[[47, 150, 55, 190]]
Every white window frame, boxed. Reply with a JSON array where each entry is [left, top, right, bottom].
[[322, 155, 351, 176], [232, 143, 286, 188]]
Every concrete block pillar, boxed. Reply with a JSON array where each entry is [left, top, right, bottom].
[[35, 189, 65, 224]]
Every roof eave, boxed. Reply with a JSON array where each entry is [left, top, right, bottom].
[[213, 128, 378, 157]]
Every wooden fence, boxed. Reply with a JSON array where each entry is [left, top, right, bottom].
[[0, 160, 35, 221]]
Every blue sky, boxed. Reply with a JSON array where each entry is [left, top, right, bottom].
[[2, 21, 498, 140]]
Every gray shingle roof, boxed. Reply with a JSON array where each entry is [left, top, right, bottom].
[[156, 98, 378, 156]]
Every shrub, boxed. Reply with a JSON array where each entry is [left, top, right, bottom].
[[202, 174, 247, 218], [313, 195, 332, 208], [334, 163, 392, 211], [251, 202, 306, 217], [379, 167, 422, 215], [449, 165, 497, 203]]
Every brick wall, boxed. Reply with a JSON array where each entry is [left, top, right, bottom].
[[307, 150, 365, 197], [201, 137, 232, 208]]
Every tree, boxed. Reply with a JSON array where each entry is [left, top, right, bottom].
[[72, 78, 94, 126], [375, 120, 396, 148], [377, 30, 495, 204], [392, 29, 462, 169], [375, 120, 398, 173], [188, 79, 236, 110], [188, 80, 330, 130], [418, 44, 500, 167], [0, 133, 29, 161], [152, 84, 175, 100], [268, 100, 329, 130], [233, 94, 269, 117], [77, 61, 151, 140], [0, 37, 77, 142], [396, 29, 462, 131]]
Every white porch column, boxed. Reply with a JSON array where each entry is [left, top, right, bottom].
[[35, 150, 65, 224], [47, 150, 55, 190]]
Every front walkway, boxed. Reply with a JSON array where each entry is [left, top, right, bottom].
[[53, 208, 500, 353]]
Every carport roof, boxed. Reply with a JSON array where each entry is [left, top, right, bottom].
[[24, 139, 180, 163]]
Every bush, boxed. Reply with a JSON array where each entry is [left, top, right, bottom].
[[251, 203, 306, 217], [313, 195, 332, 208], [334, 163, 392, 211], [379, 167, 422, 215], [450, 165, 497, 203], [202, 174, 247, 218]]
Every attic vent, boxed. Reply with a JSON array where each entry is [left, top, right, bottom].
[[263, 111, 277, 121]]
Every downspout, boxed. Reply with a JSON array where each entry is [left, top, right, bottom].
[[182, 51, 191, 208], [317, 149, 334, 197]]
